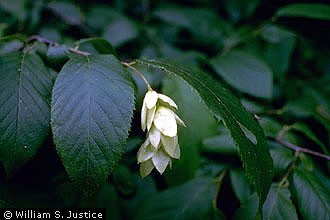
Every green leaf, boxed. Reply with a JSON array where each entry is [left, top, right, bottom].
[[137, 59, 274, 206], [103, 18, 138, 47], [48, 1, 82, 25], [230, 169, 252, 203], [261, 25, 296, 77], [154, 6, 227, 47], [233, 193, 259, 220], [51, 55, 135, 195], [211, 50, 273, 98], [223, 0, 260, 22], [0, 52, 52, 175], [276, 3, 330, 20], [202, 134, 237, 155], [290, 122, 329, 155], [161, 75, 218, 185], [0, 0, 27, 21], [75, 38, 118, 58], [0, 36, 24, 55], [262, 184, 298, 220], [79, 184, 121, 220], [269, 142, 293, 177], [46, 45, 69, 69], [135, 178, 217, 220], [291, 168, 330, 220]]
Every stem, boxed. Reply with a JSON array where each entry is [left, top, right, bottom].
[[28, 35, 90, 56], [121, 61, 152, 90], [212, 169, 227, 210], [273, 126, 330, 161], [68, 48, 90, 56], [279, 150, 300, 187], [276, 138, 330, 160]]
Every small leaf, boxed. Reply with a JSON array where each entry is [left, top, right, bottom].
[[291, 122, 329, 155], [230, 169, 252, 203], [48, 1, 82, 25], [211, 50, 273, 98], [137, 59, 274, 207], [51, 55, 135, 195], [46, 45, 69, 69], [290, 168, 330, 220], [136, 178, 217, 220], [276, 3, 330, 20], [75, 38, 118, 58], [0, 52, 53, 175], [103, 18, 138, 47], [263, 184, 298, 220], [261, 25, 296, 77], [233, 193, 259, 220], [202, 134, 237, 155]]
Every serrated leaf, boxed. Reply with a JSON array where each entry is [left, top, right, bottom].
[[291, 168, 330, 220], [51, 55, 135, 195], [137, 59, 274, 207], [263, 184, 298, 220], [276, 3, 330, 20], [135, 178, 217, 220], [0, 52, 52, 175], [211, 50, 273, 98]]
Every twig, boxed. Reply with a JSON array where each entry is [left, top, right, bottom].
[[27, 35, 58, 46], [276, 138, 330, 160], [68, 48, 90, 56], [279, 150, 300, 187], [27, 35, 90, 56], [213, 169, 227, 210], [273, 126, 330, 161], [121, 61, 152, 90]]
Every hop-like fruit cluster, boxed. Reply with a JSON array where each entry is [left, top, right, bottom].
[[138, 90, 186, 177]]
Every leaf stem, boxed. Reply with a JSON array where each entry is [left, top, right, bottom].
[[121, 61, 152, 90], [279, 150, 300, 187], [212, 169, 227, 210]]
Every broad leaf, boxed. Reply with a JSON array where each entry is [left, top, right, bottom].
[[276, 3, 330, 20], [137, 59, 274, 206], [291, 168, 330, 220], [135, 178, 217, 220], [51, 54, 135, 195], [0, 52, 52, 175], [263, 184, 298, 220], [211, 50, 273, 98]]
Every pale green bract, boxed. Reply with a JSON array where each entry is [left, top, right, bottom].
[[138, 90, 186, 177]]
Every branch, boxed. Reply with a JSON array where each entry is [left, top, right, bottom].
[[275, 138, 330, 160], [27, 35, 90, 56], [271, 127, 330, 161]]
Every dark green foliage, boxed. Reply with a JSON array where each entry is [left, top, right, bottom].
[[0, 0, 330, 219]]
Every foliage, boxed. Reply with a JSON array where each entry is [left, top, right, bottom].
[[1, 0, 330, 219]]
